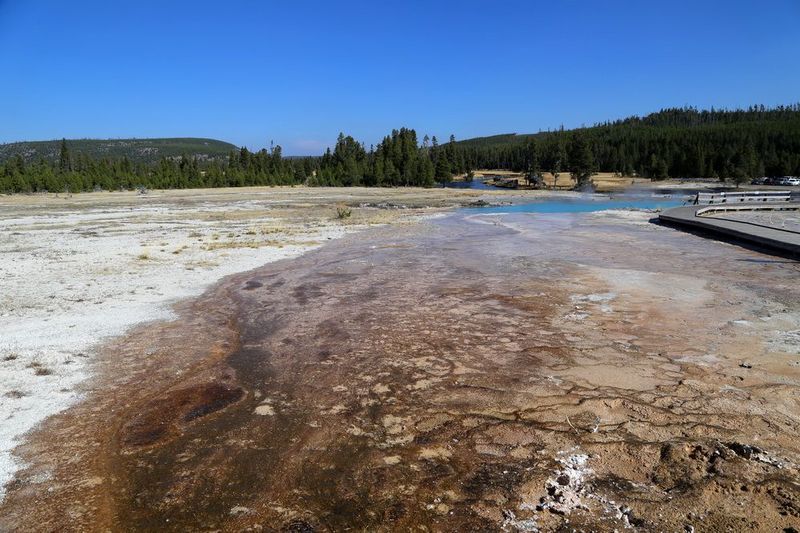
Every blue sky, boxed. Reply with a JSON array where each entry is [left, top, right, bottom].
[[1, 0, 798, 154]]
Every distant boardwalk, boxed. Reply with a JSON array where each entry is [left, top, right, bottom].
[[659, 203, 800, 256]]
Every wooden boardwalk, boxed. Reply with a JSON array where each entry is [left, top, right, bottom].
[[659, 204, 800, 256]]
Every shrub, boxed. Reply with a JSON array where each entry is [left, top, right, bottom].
[[336, 205, 352, 219]]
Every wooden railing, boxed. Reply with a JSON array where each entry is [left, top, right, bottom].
[[696, 203, 800, 216], [695, 191, 791, 205]]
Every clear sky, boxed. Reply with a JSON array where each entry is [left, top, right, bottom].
[[1, 0, 798, 154]]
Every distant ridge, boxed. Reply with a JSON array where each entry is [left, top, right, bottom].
[[0, 137, 237, 164], [455, 105, 800, 147]]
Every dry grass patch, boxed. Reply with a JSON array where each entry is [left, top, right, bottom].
[[203, 241, 261, 251], [591, 173, 650, 192], [27, 361, 53, 376]]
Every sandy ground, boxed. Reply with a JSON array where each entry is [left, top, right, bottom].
[[0, 186, 543, 503]]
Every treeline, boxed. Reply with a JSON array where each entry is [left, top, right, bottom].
[[2, 104, 799, 193], [0, 140, 310, 193], [457, 105, 800, 183], [0, 131, 470, 193], [310, 129, 467, 187]]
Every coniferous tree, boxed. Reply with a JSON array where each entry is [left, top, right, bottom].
[[525, 139, 541, 187], [59, 138, 71, 173], [568, 133, 596, 187]]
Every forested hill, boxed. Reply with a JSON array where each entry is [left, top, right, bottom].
[[0, 138, 236, 165], [2, 105, 799, 193], [455, 105, 800, 179]]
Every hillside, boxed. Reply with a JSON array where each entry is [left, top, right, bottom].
[[0, 137, 237, 164], [454, 133, 530, 148], [456, 105, 800, 149], [453, 105, 800, 179]]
